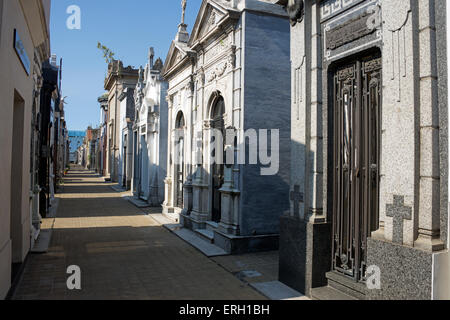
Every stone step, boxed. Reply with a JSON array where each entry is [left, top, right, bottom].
[[110, 184, 126, 193], [250, 281, 309, 300], [311, 286, 357, 300], [326, 272, 367, 300], [205, 221, 219, 232], [125, 196, 150, 208], [165, 226, 228, 257], [194, 229, 215, 244]]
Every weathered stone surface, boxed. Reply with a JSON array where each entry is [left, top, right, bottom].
[[278, 215, 331, 296], [367, 238, 433, 300], [282, 0, 448, 300], [435, 0, 448, 247]]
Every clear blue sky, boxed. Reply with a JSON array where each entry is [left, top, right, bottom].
[[50, 0, 202, 131]]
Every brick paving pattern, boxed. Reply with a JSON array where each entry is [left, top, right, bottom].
[[12, 167, 265, 300]]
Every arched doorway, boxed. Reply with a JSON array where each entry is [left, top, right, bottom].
[[211, 96, 225, 223], [175, 112, 185, 208]]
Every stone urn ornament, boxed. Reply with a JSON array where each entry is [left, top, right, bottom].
[[286, 0, 305, 26]]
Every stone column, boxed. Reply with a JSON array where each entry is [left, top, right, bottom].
[[279, 1, 332, 297], [414, 0, 445, 251], [163, 96, 173, 211], [182, 83, 194, 216], [191, 74, 210, 224], [307, 0, 324, 224]]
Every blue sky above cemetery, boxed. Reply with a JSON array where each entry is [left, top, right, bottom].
[[50, 0, 202, 130]]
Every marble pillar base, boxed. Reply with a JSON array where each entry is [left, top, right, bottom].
[[366, 237, 438, 300], [278, 215, 332, 297], [180, 212, 207, 230], [218, 221, 240, 236], [181, 183, 193, 216], [213, 229, 279, 255]]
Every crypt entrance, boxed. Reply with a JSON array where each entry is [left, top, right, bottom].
[[330, 53, 381, 283], [210, 96, 225, 223]]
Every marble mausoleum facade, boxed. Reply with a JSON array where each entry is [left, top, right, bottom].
[[162, 0, 291, 254]]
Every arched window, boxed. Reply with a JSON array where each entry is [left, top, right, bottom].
[[175, 112, 185, 129]]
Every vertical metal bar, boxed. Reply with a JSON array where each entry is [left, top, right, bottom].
[[361, 62, 372, 278], [376, 64, 381, 231], [342, 75, 347, 270], [339, 73, 345, 269], [363, 61, 370, 280], [332, 72, 338, 271], [354, 61, 361, 281]]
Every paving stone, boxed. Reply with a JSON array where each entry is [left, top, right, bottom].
[[12, 167, 265, 300]]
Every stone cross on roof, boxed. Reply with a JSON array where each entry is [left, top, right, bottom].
[[181, 0, 187, 25], [149, 47, 155, 68]]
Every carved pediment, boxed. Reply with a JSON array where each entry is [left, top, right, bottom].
[[198, 7, 224, 39], [189, 1, 231, 46], [164, 43, 187, 74], [173, 50, 183, 64]]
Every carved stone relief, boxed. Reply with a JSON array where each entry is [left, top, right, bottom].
[[207, 61, 229, 82], [388, 10, 411, 103], [323, 0, 382, 61]]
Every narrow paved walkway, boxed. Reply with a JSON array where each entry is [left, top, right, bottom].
[[12, 167, 265, 300]]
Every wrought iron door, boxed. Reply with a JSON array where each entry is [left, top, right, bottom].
[[332, 54, 381, 282]]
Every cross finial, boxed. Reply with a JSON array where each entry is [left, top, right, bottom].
[[181, 0, 187, 25], [149, 47, 155, 68]]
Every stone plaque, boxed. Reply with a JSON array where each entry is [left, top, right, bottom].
[[323, 0, 382, 61], [326, 10, 375, 51]]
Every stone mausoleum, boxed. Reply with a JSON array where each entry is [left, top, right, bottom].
[[132, 48, 168, 205], [162, 0, 291, 254], [276, 0, 450, 300]]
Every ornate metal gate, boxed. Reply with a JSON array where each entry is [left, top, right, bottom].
[[332, 54, 381, 282]]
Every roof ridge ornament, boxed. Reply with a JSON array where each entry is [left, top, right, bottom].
[[181, 0, 187, 25]]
